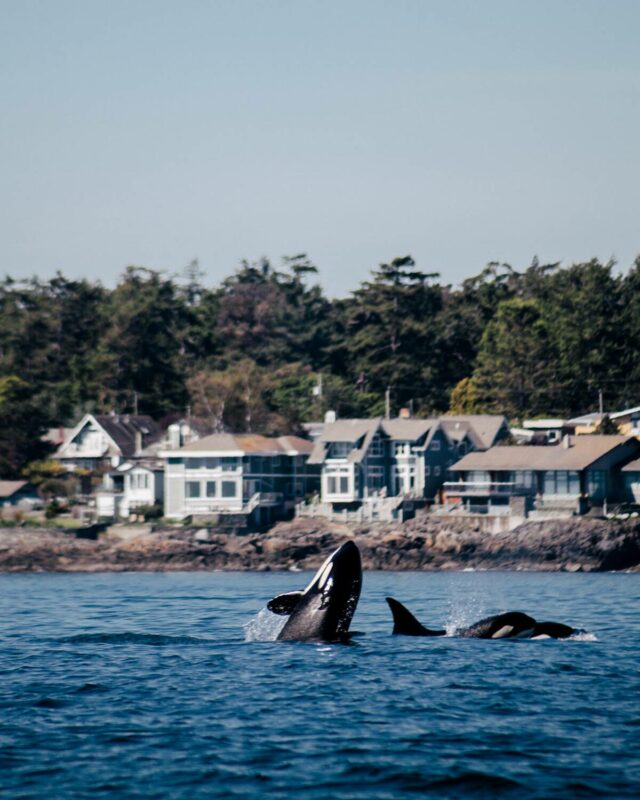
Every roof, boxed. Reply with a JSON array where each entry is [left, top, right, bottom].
[[622, 458, 640, 472], [93, 415, 162, 457], [611, 406, 640, 421], [452, 435, 637, 472], [380, 418, 436, 442], [318, 419, 380, 443], [167, 433, 313, 457], [308, 417, 443, 464], [0, 480, 31, 498], [567, 412, 606, 425], [276, 436, 314, 455], [440, 415, 507, 449], [522, 419, 568, 430]]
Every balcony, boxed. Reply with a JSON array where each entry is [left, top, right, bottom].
[[443, 481, 534, 497]]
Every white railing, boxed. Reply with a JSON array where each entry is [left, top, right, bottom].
[[443, 481, 529, 496]]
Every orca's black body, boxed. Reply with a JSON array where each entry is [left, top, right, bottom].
[[267, 542, 362, 642], [386, 597, 578, 640]]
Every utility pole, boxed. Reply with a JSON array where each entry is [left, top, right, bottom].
[[133, 391, 139, 415], [385, 386, 391, 420], [598, 388, 604, 415]]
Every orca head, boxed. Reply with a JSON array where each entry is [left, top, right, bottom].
[[274, 541, 362, 642], [532, 621, 576, 639]]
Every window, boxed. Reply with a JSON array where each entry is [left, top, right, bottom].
[[431, 440, 441, 451], [514, 470, 535, 489], [394, 441, 410, 457], [369, 437, 383, 457], [425, 465, 431, 477], [221, 481, 237, 498], [206, 481, 216, 497], [168, 457, 182, 465], [434, 466, 441, 477], [330, 442, 351, 458], [326, 466, 350, 495], [186, 481, 201, 498], [221, 458, 238, 472], [587, 470, 607, 500], [367, 466, 385, 491], [187, 458, 204, 469]]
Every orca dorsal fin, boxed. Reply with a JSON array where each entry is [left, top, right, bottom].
[[267, 591, 304, 616], [385, 597, 446, 637]]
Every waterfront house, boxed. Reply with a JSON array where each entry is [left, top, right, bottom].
[[301, 417, 452, 521], [444, 434, 640, 517], [162, 433, 319, 525], [54, 413, 163, 471], [96, 460, 164, 519]]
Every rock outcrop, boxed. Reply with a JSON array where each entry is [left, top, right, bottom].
[[1, 513, 640, 572]]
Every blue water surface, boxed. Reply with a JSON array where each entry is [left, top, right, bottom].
[[1, 570, 639, 799]]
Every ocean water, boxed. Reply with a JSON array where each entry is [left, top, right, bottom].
[[1, 569, 639, 800]]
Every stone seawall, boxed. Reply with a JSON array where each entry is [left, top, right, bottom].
[[1, 513, 640, 573]]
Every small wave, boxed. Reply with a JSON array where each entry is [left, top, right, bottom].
[[58, 632, 207, 646], [243, 608, 287, 642]]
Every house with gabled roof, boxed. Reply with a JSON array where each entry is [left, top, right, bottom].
[[303, 417, 453, 521], [444, 434, 640, 517], [162, 433, 319, 525], [54, 413, 163, 471]]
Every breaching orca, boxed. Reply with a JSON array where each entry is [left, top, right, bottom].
[[266, 541, 362, 642], [386, 597, 578, 639]]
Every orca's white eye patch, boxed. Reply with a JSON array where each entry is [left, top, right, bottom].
[[491, 625, 514, 639], [317, 561, 333, 590]]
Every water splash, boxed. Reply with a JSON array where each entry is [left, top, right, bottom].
[[243, 607, 287, 642], [570, 631, 598, 642]]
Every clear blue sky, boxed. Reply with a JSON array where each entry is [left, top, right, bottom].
[[2, 0, 639, 295]]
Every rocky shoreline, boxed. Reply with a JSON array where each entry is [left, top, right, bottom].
[[1, 513, 640, 573]]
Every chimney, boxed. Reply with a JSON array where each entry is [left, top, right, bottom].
[[134, 430, 142, 456], [399, 407, 411, 419], [325, 410, 337, 424], [562, 434, 572, 449]]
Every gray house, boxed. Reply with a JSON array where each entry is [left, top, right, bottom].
[[162, 433, 319, 526], [302, 417, 452, 521], [445, 434, 640, 516]]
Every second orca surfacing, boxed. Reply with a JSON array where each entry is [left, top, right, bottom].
[[386, 597, 579, 640]]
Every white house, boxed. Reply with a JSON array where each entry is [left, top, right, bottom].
[[54, 413, 163, 471], [162, 433, 319, 524], [96, 461, 164, 519]]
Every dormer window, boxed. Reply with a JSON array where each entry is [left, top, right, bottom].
[[329, 442, 351, 458], [394, 441, 411, 457], [369, 436, 383, 457]]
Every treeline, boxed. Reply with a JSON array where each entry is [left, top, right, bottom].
[[1, 253, 639, 475]]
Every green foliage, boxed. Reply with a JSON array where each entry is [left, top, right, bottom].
[[471, 299, 560, 419], [0, 251, 638, 469], [598, 415, 620, 435], [0, 376, 51, 477], [22, 459, 65, 485]]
